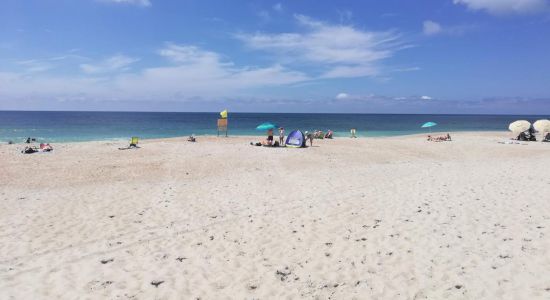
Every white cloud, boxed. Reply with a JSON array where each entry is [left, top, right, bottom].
[[158, 43, 223, 65], [0, 16, 412, 106], [422, 20, 476, 37], [273, 3, 283, 12], [453, 0, 548, 15], [114, 44, 308, 97], [0, 44, 309, 102], [336, 93, 349, 99], [237, 14, 404, 79], [392, 67, 421, 72], [423, 20, 443, 36], [101, 0, 151, 7], [16, 59, 54, 73], [80, 55, 139, 74], [421, 95, 433, 100]]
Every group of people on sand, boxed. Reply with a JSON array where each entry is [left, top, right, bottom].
[[303, 130, 333, 146], [308, 130, 333, 139], [254, 127, 335, 147], [515, 126, 539, 142], [22, 137, 54, 153], [22, 142, 53, 154], [515, 129, 550, 142], [427, 133, 452, 142], [258, 127, 285, 147]]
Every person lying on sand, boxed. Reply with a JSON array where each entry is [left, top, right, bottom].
[[249, 139, 278, 147], [428, 134, 452, 142], [249, 136, 274, 147], [40, 143, 53, 152], [22, 146, 39, 154]]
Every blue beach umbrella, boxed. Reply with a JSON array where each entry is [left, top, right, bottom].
[[256, 122, 278, 131], [421, 122, 437, 133], [421, 122, 437, 128]]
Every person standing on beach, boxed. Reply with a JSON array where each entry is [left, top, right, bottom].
[[350, 128, 357, 138], [304, 131, 313, 147], [279, 127, 285, 145]]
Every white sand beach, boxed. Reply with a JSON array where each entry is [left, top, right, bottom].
[[1, 132, 550, 299]]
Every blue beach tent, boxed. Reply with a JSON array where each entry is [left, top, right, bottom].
[[285, 130, 306, 148]]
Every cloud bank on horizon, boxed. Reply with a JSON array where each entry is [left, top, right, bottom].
[[0, 0, 549, 113], [453, 0, 548, 15]]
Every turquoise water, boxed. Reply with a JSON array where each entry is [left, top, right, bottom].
[[0, 111, 548, 143]]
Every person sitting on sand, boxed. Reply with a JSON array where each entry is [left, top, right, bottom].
[[314, 130, 324, 139], [325, 130, 333, 139], [263, 129, 274, 146], [187, 134, 196, 142], [446, 133, 452, 141], [427, 135, 433, 141]]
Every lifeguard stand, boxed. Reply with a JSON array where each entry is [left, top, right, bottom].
[[217, 118, 228, 137]]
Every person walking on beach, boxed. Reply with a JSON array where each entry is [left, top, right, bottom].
[[350, 128, 357, 138], [279, 127, 285, 146]]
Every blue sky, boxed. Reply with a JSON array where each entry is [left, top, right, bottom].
[[1, 0, 549, 113]]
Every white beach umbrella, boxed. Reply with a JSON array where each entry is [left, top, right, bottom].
[[508, 120, 531, 133], [533, 119, 550, 133]]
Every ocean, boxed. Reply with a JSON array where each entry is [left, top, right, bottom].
[[0, 111, 548, 143]]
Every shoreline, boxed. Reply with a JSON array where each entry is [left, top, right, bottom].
[[1, 130, 512, 146]]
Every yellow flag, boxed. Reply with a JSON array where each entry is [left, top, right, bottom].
[[220, 109, 228, 119]]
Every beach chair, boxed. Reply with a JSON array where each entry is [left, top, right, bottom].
[[119, 137, 140, 150], [130, 137, 139, 147]]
